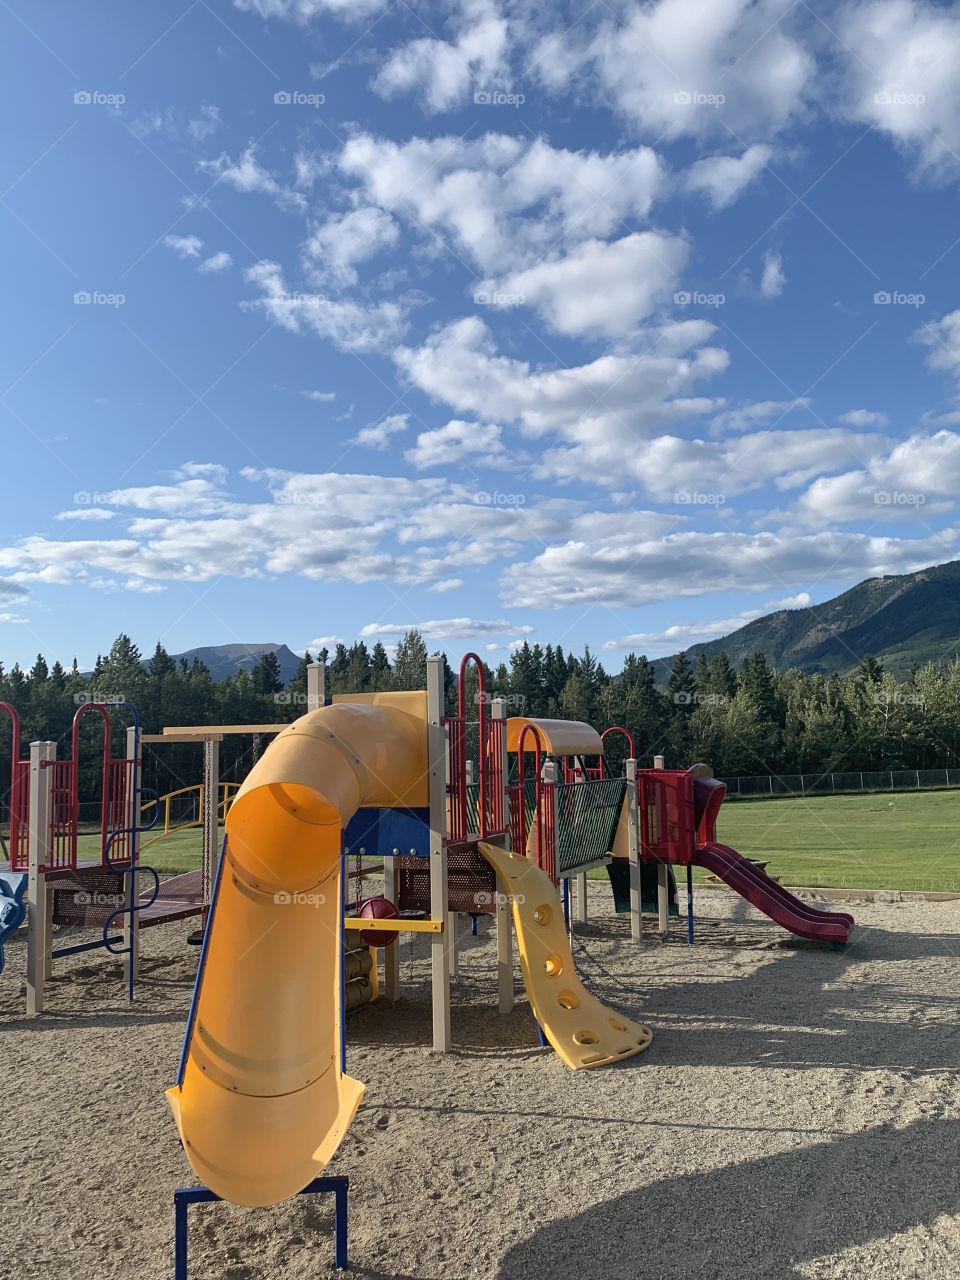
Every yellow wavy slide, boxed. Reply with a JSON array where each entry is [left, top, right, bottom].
[[478, 842, 652, 1068], [165, 694, 429, 1208]]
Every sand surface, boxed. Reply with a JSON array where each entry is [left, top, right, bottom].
[[2, 885, 959, 1280]]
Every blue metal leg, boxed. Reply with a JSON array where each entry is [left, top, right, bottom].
[[173, 1176, 349, 1276], [686, 865, 694, 946], [470, 913, 478, 937]]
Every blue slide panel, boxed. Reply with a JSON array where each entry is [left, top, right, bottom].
[[342, 807, 430, 858]]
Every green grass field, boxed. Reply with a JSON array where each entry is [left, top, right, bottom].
[[714, 790, 960, 892], [75, 789, 960, 891]]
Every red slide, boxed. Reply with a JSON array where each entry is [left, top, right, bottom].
[[695, 842, 853, 944]]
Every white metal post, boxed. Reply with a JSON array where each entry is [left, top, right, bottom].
[[653, 754, 669, 935], [306, 662, 326, 712], [626, 758, 642, 943], [491, 696, 513, 1015], [26, 741, 55, 1016], [123, 725, 140, 988], [202, 737, 220, 919], [427, 656, 451, 1051]]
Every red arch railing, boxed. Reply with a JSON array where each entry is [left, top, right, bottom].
[[597, 726, 635, 779], [0, 702, 29, 870], [446, 652, 506, 843], [510, 723, 556, 880]]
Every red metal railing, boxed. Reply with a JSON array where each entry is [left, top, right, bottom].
[[444, 652, 508, 844], [510, 722, 557, 880], [636, 768, 696, 864], [0, 703, 29, 870], [48, 759, 78, 870]]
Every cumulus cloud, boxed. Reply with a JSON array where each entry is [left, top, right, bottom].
[[233, 0, 385, 18], [917, 310, 960, 382], [351, 413, 410, 450], [165, 234, 203, 259], [839, 0, 960, 177], [373, 0, 509, 112], [479, 231, 687, 338], [405, 420, 506, 469], [838, 409, 890, 428], [199, 145, 305, 211], [603, 591, 813, 653], [760, 250, 786, 298], [187, 103, 221, 143], [359, 617, 533, 640], [244, 261, 406, 352], [199, 251, 233, 273], [302, 389, 337, 402], [56, 508, 115, 522], [529, 0, 813, 141], [303, 207, 399, 286], [685, 145, 773, 209]]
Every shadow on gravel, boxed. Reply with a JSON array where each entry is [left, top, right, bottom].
[[497, 1116, 960, 1280]]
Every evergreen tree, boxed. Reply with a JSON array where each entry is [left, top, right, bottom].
[[369, 642, 392, 691], [150, 641, 176, 679], [667, 651, 696, 711], [251, 651, 284, 696], [392, 630, 428, 690]]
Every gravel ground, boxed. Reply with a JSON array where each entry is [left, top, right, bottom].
[[1, 885, 958, 1280]]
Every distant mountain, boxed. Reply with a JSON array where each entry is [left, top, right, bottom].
[[652, 559, 960, 682], [170, 642, 303, 684]]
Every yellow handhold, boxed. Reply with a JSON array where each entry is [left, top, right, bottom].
[[477, 842, 653, 1069]]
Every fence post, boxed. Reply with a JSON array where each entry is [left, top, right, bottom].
[[652, 755, 669, 936], [306, 661, 326, 711], [626, 758, 641, 944], [490, 697, 513, 1015], [27, 741, 55, 1016], [427, 655, 451, 1053], [831, 773, 836, 791]]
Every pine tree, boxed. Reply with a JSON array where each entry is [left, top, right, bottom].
[[251, 651, 284, 696], [150, 641, 176, 679], [667, 651, 696, 712], [369, 642, 392, 691], [392, 630, 428, 690]]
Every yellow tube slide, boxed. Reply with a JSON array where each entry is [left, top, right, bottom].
[[166, 696, 428, 1207]]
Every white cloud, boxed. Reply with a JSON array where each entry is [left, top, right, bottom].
[[685, 144, 773, 209], [188, 103, 221, 143], [165, 234, 203, 259], [199, 251, 233, 273], [429, 577, 463, 592], [712, 398, 811, 432], [405, 420, 506, 469], [302, 389, 337, 402], [359, 617, 533, 640], [604, 591, 813, 653], [395, 316, 727, 481], [244, 260, 406, 352], [839, 0, 960, 177], [56, 508, 115, 522], [479, 231, 687, 337], [760, 250, 786, 298], [917, 309, 960, 381], [0, 611, 28, 624], [199, 145, 305, 211], [838, 409, 890, 428], [338, 133, 663, 275], [501, 523, 957, 610], [374, 0, 509, 112], [351, 413, 410, 450], [303, 206, 399, 286], [233, 0, 385, 19], [530, 0, 813, 141]]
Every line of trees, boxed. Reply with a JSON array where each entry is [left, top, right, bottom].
[[1, 633, 959, 809]]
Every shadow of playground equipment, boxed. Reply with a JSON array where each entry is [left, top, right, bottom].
[[498, 1116, 960, 1280]]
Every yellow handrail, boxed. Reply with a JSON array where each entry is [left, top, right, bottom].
[[139, 782, 240, 848]]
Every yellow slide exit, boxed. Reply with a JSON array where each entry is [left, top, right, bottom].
[[166, 694, 429, 1208], [478, 842, 652, 1068]]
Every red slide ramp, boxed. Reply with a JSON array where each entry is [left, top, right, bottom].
[[694, 842, 853, 944]]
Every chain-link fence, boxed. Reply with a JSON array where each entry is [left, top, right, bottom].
[[721, 768, 960, 798]]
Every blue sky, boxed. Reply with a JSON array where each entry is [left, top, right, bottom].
[[3, 0, 960, 672]]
